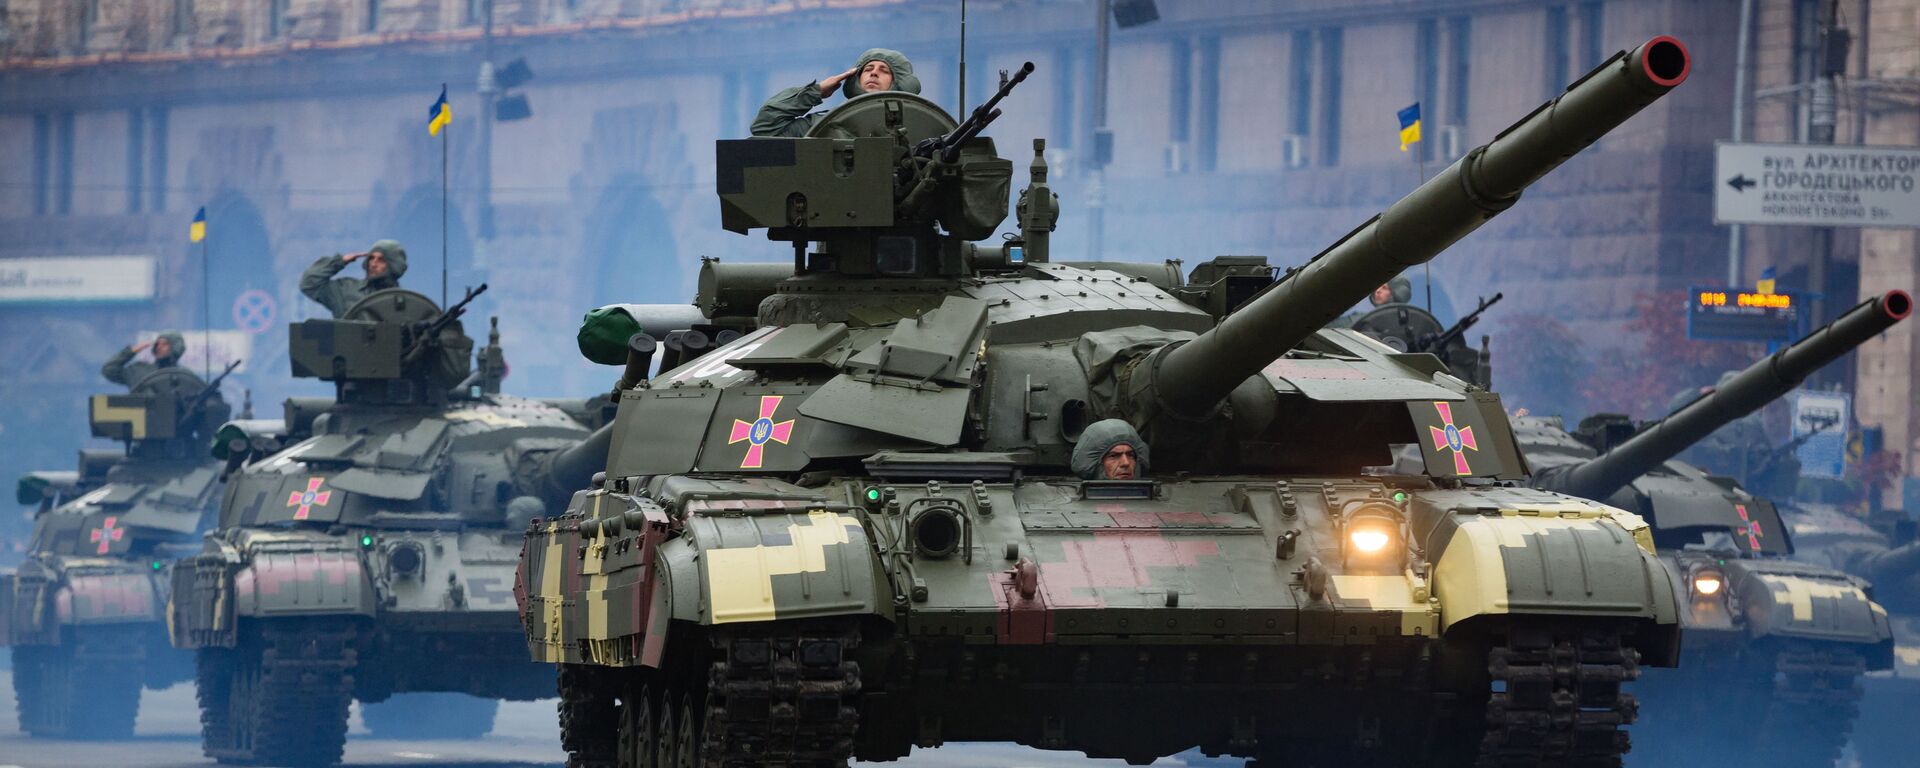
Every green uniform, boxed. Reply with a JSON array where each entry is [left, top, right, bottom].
[[101, 331, 185, 387], [299, 239, 409, 318], [1070, 418, 1151, 480], [750, 48, 921, 137]]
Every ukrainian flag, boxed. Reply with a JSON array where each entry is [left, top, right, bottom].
[[1398, 103, 1422, 152], [189, 207, 207, 243], [1757, 266, 1777, 295], [427, 85, 451, 137]]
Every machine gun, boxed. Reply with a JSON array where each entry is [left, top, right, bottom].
[[183, 359, 242, 423], [1418, 292, 1503, 354], [921, 61, 1034, 164], [404, 283, 488, 366]]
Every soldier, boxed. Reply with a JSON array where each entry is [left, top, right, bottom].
[[1070, 419, 1150, 480], [750, 48, 922, 137], [101, 331, 185, 386], [1371, 275, 1413, 307], [300, 239, 409, 318]]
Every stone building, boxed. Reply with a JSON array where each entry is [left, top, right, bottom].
[[0, 0, 1911, 496]]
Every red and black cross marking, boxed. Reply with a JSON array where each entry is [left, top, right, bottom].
[[90, 515, 125, 555], [727, 395, 795, 470], [1428, 401, 1480, 475]]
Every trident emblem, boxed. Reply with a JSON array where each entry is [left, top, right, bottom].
[[728, 395, 795, 470], [1428, 402, 1480, 475]]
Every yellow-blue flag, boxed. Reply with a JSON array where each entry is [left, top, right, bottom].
[[189, 207, 207, 243], [1757, 266, 1777, 295], [1397, 103, 1422, 152], [427, 85, 451, 137]]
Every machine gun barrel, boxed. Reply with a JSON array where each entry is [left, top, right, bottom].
[[928, 62, 1033, 163], [185, 359, 242, 419], [1421, 292, 1504, 354], [1138, 37, 1691, 421], [1541, 290, 1912, 500], [405, 283, 489, 365]]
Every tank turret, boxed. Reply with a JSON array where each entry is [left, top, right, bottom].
[[1534, 289, 1912, 500]]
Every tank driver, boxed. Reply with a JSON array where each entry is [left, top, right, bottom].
[[1071, 419, 1150, 481], [300, 239, 408, 318], [751, 48, 921, 137], [101, 331, 185, 386]]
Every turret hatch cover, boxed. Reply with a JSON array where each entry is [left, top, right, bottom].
[[1641, 480, 1790, 556], [1262, 358, 1464, 402]]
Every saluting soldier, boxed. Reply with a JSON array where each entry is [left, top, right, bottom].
[[300, 239, 409, 318], [751, 48, 922, 137], [101, 331, 185, 386]]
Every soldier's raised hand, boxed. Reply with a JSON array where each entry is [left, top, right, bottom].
[[342, 251, 365, 264], [131, 340, 151, 354], [820, 66, 859, 97]]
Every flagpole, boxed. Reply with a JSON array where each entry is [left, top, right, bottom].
[[441, 82, 450, 307], [202, 238, 211, 380]]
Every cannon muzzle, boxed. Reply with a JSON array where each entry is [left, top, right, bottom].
[[1130, 37, 1690, 423], [1538, 290, 1912, 500]]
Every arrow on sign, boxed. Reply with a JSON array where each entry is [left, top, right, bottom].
[[1726, 174, 1757, 192]]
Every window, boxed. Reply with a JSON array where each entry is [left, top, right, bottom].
[[1288, 29, 1312, 137], [127, 109, 144, 213], [54, 112, 73, 216], [467, 0, 486, 25], [32, 114, 49, 216], [1447, 16, 1470, 125], [1170, 38, 1190, 145], [1579, 1, 1604, 66], [78, 0, 97, 52], [173, 0, 194, 39], [151, 107, 169, 212], [1317, 26, 1342, 167], [1416, 19, 1438, 162], [270, 0, 290, 38], [366, 0, 381, 33], [1544, 5, 1568, 99]]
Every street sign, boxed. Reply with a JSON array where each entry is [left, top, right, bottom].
[[0, 256, 155, 303], [1687, 286, 1799, 341], [1715, 141, 1920, 228], [232, 289, 277, 335], [1791, 389, 1849, 480]]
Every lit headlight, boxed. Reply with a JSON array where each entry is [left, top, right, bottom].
[[1349, 528, 1392, 553], [1691, 568, 1725, 598]]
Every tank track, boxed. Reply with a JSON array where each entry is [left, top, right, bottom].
[[11, 628, 143, 739], [1744, 644, 1865, 768], [700, 625, 863, 768], [1478, 627, 1639, 768], [200, 622, 355, 767], [560, 663, 620, 768]]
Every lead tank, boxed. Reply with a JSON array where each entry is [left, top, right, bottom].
[[2, 365, 240, 738], [165, 288, 613, 767], [1516, 290, 1909, 767], [518, 36, 1694, 767]]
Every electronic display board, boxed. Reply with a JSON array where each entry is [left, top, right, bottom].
[[1687, 286, 1799, 341]]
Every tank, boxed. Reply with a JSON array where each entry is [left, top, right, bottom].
[[516, 36, 1693, 767], [2, 364, 242, 738], [164, 287, 618, 767], [1515, 290, 1911, 767]]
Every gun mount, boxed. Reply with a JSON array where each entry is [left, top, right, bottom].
[[1535, 289, 1911, 500], [288, 287, 486, 406]]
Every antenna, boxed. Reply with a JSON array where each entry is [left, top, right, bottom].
[[957, 0, 967, 112]]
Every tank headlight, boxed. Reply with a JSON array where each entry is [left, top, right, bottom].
[[1349, 528, 1392, 553], [1692, 568, 1725, 598]]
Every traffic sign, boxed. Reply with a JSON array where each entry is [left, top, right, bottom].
[[233, 289, 276, 334], [1791, 389, 1849, 480], [1715, 141, 1920, 228]]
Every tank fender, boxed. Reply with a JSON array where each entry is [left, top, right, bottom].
[[1422, 497, 1679, 643], [676, 508, 888, 627], [230, 546, 376, 619], [1733, 567, 1894, 667]]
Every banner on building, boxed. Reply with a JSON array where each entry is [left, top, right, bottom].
[[1791, 389, 1851, 480], [139, 330, 250, 374], [0, 256, 156, 304]]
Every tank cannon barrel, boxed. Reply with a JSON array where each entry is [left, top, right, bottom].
[[1542, 290, 1912, 500], [531, 423, 614, 509], [1135, 37, 1690, 422], [1854, 539, 1920, 588]]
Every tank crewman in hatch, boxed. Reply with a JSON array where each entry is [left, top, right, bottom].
[[750, 48, 922, 137], [1371, 275, 1414, 307], [300, 239, 409, 318], [1071, 419, 1151, 481], [101, 331, 185, 386]]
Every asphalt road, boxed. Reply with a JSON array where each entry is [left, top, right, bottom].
[[0, 670, 1224, 768]]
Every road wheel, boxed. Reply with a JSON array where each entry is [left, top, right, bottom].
[[617, 683, 656, 768]]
